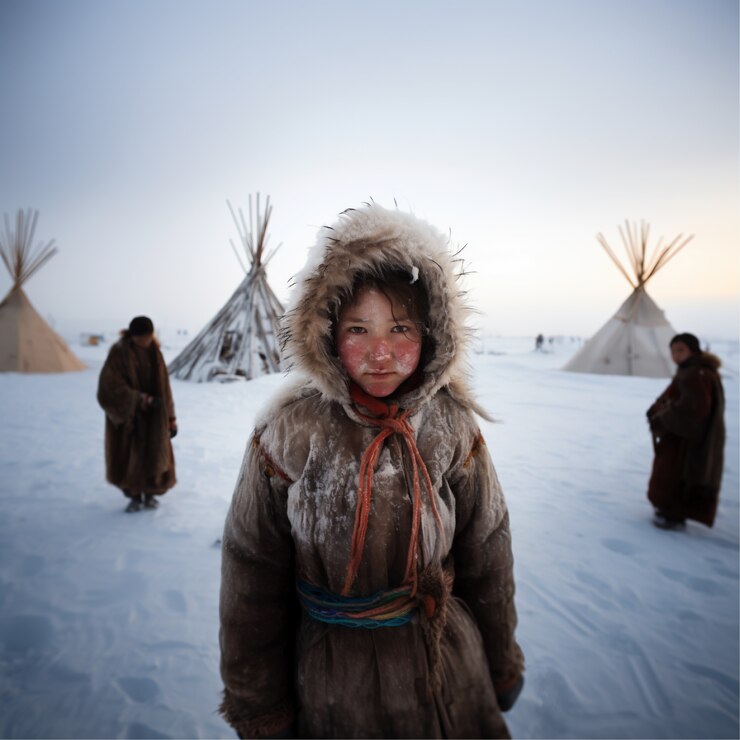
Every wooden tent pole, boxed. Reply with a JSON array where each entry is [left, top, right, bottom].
[[639, 221, 649, 279], [627, 220, 642, 278], [618, 223, 639, 278], [597, 233, 637, 288], [643, 235, 665, 278], [229, 238, 248, 274], [644, 234, 694, 281]]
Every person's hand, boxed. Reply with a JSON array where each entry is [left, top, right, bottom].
[[140, 395, 162, 412], [169, 420, 178, 438], [495, 674, 524, 712]]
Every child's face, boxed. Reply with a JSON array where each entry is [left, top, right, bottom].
[[132, 333, 154, 348], [670, 341, 692, 365], [336, 287, 422, 398]]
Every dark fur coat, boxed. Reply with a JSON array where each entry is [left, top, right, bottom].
[[647, 352, 725, 525], [97, 336, 176, 496]]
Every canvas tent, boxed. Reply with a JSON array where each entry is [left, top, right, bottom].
[[0, 209, 85, 373], [563, 220, 693, 378], [168, 195, 284, 382]]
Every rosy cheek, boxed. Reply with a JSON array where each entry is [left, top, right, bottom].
[[394, 343, 421, 374], [338, 337, 367, 373]]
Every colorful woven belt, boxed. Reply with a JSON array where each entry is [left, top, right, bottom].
[[297, 579, 417, 629]]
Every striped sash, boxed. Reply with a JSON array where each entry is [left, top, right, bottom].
[[297, 579, 417, 629]]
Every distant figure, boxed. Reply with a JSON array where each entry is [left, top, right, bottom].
[[646, 333, 725, 530], [535, 333, 544, 351], [97, 316, 178, 512]]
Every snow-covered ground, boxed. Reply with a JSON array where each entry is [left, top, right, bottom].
[[0, 335, 737, 739]]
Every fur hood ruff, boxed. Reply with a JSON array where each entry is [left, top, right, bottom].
[[278, 203, 483, 417], [699, 352, 722, 371]]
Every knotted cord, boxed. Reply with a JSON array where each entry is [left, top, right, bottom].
[[341, 383, 446, 596]]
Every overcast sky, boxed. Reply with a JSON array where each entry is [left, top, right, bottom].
[[1, 0, 738, 340]]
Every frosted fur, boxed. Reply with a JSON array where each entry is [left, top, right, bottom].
[[221, 370, 524, 737], [280, 203, 483, 416]]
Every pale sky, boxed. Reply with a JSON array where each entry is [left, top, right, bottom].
[[1, 0, 738, 340]]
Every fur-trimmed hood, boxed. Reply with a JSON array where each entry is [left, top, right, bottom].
[[680, 351, 723, 374], [279, 203, 481, 414], [700, 352, 722, 371]]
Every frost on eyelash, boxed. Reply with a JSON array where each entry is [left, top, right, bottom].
[[409, 266, 419, 284]]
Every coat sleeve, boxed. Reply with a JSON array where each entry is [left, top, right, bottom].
[[96, 345, 143, 426], [654, 369, 712, 440], [647, 385, 672, 419], [219, 433, 297, 739], [449, 430, 525, 687], [158, 351, 176, 421]]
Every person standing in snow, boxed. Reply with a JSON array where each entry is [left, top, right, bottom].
[[218, 204, 524, 739], [97, 316, 177, 512], [646, 332, 725, 530]]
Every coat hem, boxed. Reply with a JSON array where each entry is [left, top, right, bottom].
[[219, 692, 296, 739]]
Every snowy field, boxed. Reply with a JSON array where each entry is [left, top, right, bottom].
[[0, 334, 737, 740]]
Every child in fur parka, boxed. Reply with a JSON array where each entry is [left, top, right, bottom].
[[647, 332, 725, 529], [218, 204, 524, 739]]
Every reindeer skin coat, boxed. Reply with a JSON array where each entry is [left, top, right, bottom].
[[97, 336, 176, 496], [219, 204, 524, 739], [647, 351, 725, 526]]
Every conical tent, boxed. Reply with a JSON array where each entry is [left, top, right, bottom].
[[0, 209, 85, 373], [168, 194, 284, 382], [563, 220, 693, 378]]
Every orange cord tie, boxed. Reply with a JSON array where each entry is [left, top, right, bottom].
[[342, 384, 447, 596]]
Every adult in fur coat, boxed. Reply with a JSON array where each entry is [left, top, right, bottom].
[[97, 316, 177, 512], [219, 204, 524, 739], [647, 333, 725, 529]]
